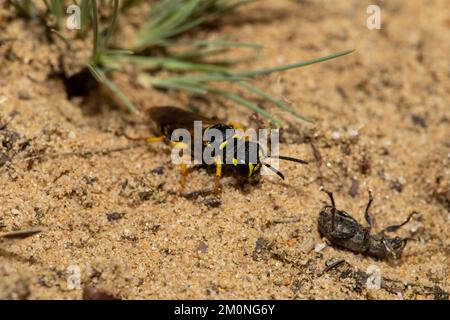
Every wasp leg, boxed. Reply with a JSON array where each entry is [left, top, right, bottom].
[[380, 211, 418, 234], [321, 188, 337, 231], [180, 161, 187, 191], [127, 135, 186, 148], [146, 136, 165, 143], [214, 158, 222, 195], [364, 190, 374, 230], [169, 141, 190, 191], [122, 132, 166, 143]]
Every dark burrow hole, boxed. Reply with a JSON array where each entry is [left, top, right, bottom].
[[62, 68, 98, 99], [61, 68, 118, 116]]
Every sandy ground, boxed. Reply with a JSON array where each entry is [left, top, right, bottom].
[[0, 0, 449, 299]]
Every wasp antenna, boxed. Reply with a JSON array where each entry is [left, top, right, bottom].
[[263, 163, 285, 180], [271, 155, 308, 165]]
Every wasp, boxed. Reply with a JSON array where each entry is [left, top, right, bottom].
[[127, 106, 308, 194], [318, 189, 418, 260]]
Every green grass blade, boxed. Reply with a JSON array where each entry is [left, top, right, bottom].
[[102, 77, 137, 112], [140, 75, 208, 95], [105, 49, 134, 56], [202, 86, 284, 126], [151, 16, 206, 41], [86, 63, 106, 82], [143, 0, 183, 31], [87, 62, 136, 113], [50, 0, 64, 29], [133, 0, 201, 50], [162, 74, 249, 83], [43, 0, 50, 12], [10, 0, 34, 19], [172, 47, 229, 60], [79, 0, 92, 36], [235, 49, 354, 77], [102, 0, 120, 48], [160, 39, 263, 49], [50, 29, 72, 48], [91, 0, 100, 63], [237, 81, 313, 123], [116, 55, 230, 73], [221, 0, 255, 11], [134, 16, 206, 50]]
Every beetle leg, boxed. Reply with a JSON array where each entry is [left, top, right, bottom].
[[321, 188, 337, 231], [364, 190, 374, 230], [401, 237, 416, 245], [380, 211, 418, 234]]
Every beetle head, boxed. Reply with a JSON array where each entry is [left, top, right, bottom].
[[383, 236, 408, 259]]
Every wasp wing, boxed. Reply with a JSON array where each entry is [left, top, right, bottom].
[[149, 106, 218, 137]]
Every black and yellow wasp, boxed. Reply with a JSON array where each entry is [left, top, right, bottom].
[[129, 106, 308, 194]]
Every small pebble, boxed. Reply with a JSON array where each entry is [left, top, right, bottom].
[[411, 114, 427, 128], [392, 180, 403, 192], [151, 166, 164, 175], [197, 240, 208, 253], [121, 229, 136, 241], [82, 287, 118, 300], [17, 90, 32, 100], [348, 178, 359, 198], [331, 131, 341, 140], [300, 237, 315, 254], [347, 129, 359, 139], [68, 131, 76, 139], [201, 198, 221, 208], [360, 158, 371, 174], [0, 153, 11, 167], [315, 243, 327, 253], [106, 212, 123, 222]]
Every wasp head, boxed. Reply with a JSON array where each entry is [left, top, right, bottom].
[[232, 140, 263, 178]]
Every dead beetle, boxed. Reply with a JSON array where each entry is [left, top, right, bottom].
[[318, 189, 417, 260]]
